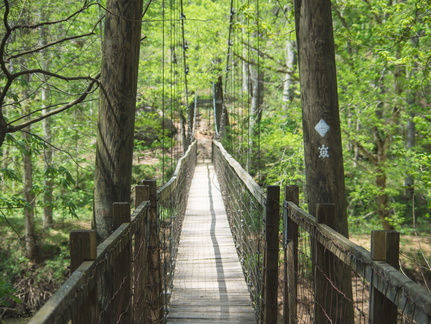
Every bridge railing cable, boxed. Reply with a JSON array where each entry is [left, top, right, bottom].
[[213, 139, 431, 324], [213, 139, 268, 322], [157, 140, 197, 320], [29, 141, 197, 324], [282, 189, 431, 324]]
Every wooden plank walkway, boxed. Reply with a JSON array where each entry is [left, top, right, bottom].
[[167, 162, 256, 324]]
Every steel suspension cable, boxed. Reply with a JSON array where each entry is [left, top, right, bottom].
[[162, 0, 166, 183]]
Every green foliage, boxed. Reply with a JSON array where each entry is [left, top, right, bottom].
[[0, 281, 21, 307], [329, 0, 431, 229]]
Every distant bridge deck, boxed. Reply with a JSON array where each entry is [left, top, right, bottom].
[[167, 161, 256, 323]]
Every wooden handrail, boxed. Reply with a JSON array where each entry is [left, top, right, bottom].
[[284, 199, 431, 323]]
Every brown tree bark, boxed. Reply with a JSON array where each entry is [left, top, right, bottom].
[[94, 0, 143, 242], [23, 127, 37, 262], [294, 0, 349, 236], [294, 0, 353, 323], [40, 11, 54, 229]]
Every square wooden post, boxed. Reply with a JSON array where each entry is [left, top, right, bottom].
[[262, 185, 280, 323], [133, 185, 150, 323], [70, 230, 97, 324], [369, 230, 400, 324], [283, 185, 299, 324], [142, 180, 163, 323]]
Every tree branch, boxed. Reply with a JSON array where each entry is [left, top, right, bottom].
[[344, 130, 377, 164], [9, 1, 97, 32], [7, 75, 100, 133], [7, 32, 96, 62]]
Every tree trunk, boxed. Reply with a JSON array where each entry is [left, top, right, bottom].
[[242, 28, 250, 93], [214, 75, 229, 141], [376, 168, 393, 230], [187, 100, 194, 145], [94, 0, 143, 242], [282, 38, 296, 104], [404, 113, 415, 197], [42, 92, 54, 229], [40, 14, 54, 229], [179, 109, 187, 155], [294, 0, 349, 236], [214, 76, 223, 136], [23, 123, 37, 262], [294, 0, 353, 323], [404, 33, 418, 199]]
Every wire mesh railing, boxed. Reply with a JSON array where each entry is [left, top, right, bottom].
[[213, 140, 280, 323], [29, 200, 151, 324], [282, 187, 431, 324], [29, 141, 197, 324], [157, 141, 197, 318], [213, 139, 265, 313], [213, 139, 431, 324]]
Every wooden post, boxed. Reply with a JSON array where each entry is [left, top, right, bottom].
[[133, 185, 150, 323], [113, 202, 131, 323], [284, 185, 299, 324], [262, 185, 280, 324], [370, 230, 400, 323], [70, 230, 97, 324], [142, 180, 163, 323], [135, 184, 149, 209]]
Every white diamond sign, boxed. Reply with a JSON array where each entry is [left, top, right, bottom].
[[315, 119, 330, 137]]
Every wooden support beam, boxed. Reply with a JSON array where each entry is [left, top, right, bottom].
[[262, 185, 280, 324], [284, 185, 299, 324], [133, 185, 150, 323], [142, 180, 163, 323], [370, 230, 400, 324], [70, 230, 97, 324]]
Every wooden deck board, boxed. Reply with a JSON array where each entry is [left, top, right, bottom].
[[167, 162, 256, 324]]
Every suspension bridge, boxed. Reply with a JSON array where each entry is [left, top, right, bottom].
[[29, 137, 431, 324], [24, 0, 431, 322]]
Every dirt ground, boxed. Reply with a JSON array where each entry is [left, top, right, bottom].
[[351, 234, 431, 288]]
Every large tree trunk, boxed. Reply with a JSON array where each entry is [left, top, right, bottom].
[[294, 1, 353, 323], [94, 0, 143, 242], [294, 0, 349, 236]]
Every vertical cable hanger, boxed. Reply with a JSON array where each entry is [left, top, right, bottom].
[[246, 0, 251, 171], [256, 0, 261, 184], [171, 0, 178, 167], [180, 0, 189, 148], [224, 0, 235, 97], [224, 0, 235, 151], [162, 0, 166, 183]]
